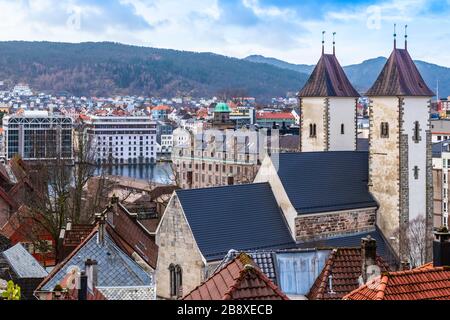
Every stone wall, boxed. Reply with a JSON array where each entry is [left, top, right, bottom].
[[155, 194, 206, 299], [295, 207, 377, 241]]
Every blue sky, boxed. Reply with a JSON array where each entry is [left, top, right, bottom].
[[0, 0, 449, 66]]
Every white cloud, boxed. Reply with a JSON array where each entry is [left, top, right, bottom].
[[0, 0, 448, 67]]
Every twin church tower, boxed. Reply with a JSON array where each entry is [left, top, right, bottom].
[[298, 29, 434, 257]]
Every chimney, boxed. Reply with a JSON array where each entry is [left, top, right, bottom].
[[361, 235, 377, 283], [78, 271, 88, 301], [433, 228, 450, 267], [85, 259, 98, 293], [400, 261, 411, 271]]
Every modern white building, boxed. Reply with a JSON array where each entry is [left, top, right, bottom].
[[83, 115, 157, 165], [2, 111, 73, 161]]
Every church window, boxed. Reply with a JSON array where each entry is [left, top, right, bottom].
[[413, 166, 419, 180], [313, 124, 317, 137], [309, 124, 314, 137], [341, 124, 345, 134], [413, 121, 421, 143], [169, 264, 183, 298], [380, 122, 389, 138]]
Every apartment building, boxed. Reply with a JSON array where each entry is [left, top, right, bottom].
[[432, 140, 450, 228], [2, 111, 73, 161], [83, 115, 157, 165]]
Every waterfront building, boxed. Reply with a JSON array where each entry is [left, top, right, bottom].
[[82, 115, 157, 165], [2, 111, 73, 161]]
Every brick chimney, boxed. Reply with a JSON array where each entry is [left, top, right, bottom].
[[433, 228, 450, 267], [361, 235, 377, 284], [95, 212, 106, 245]]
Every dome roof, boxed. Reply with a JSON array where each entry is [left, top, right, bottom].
[[214, 102, 232, 113]]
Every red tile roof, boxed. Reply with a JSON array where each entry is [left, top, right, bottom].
[[257, 112, 295, 120], [63, 225, 94, 247], [152, 105, 171, 111], [308, 248, 389, 300], [344, 266, 450, 300], [183, 253, 289, 300]]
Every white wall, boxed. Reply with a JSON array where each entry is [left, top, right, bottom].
[[328, 97, 356, 151], [300, 97, 326, 152], [403, 97, 429, 222]]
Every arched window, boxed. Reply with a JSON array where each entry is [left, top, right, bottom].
[[309, 124, 313, 137], [169, 264, 183, 298], [341, 124, 345, 134], [313, 124, 317, 137]]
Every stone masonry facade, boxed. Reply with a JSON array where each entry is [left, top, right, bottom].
[[155, 194, 206, 299], [295, 207, 377, 241]]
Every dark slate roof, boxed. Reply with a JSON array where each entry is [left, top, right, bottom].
[[275, 152, 377, 214], [298, 54, 360, 97], [357, 138, 369, 151], [432, 140, 450, 158], [366, 48, 434, 96], [1, 244, 48, 278], [176, 183, 296, 261]]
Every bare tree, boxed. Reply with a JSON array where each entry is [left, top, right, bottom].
[[394, 216, 433, 268]]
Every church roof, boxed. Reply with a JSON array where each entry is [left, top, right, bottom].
[[298, 54, 360, 98], [366, 48, 434, 97]]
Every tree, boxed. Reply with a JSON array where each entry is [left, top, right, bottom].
[[1, 281, 21, 300], [394, 216, 433, 268]]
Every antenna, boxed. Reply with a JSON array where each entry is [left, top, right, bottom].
[[322, 31, 326, 54], [333, 32, 336, 55], [404, 24, 408, 50], [394, 23, 397, 49]]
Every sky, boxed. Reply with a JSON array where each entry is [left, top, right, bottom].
[[0, 0, 449, 66]]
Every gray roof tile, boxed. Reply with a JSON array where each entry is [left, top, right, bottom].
[[1, 244, 48, 279], [177, 183, 296, 262]]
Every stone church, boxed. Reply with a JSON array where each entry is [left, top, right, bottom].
[[154, 35, 434, 299]]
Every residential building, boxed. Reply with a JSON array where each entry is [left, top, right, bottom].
[[431, 119, 450, 143], [366, 38, 434, 259], [35, 196, 158, 300], [307, 236, 389, 300], [151, 105, 171, 121], [256, 112, 296, 128], [82, 115, 157, 165], [432, 140, 450, 228], [182, 253, 289, 300], [2, 111, 73, 161], [298, 43, 359, 152], [172, 128, 265, 189]]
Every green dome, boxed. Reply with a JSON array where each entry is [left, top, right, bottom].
[[214, 102, 232, 113]]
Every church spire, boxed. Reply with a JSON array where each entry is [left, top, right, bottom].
[[393, 23, 397, 49], [333, 32, 336, 55], [322, 31, 326, 55], [404, 24, 408, 50]]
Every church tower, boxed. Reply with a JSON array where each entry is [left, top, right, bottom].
[[367, 26, 434, 259], [298, 32, 360, 152]]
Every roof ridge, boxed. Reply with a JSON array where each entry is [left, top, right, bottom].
[[176, 182, 270, 194]]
